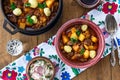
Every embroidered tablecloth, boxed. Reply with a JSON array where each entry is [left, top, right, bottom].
[[0, 0, 120, 80]]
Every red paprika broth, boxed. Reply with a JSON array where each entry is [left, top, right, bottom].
[[60, 24, 98, 62]]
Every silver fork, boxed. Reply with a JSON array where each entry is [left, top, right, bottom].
[[105, 14, 118, 66]]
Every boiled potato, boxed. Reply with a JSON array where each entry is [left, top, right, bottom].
[[90, 50, 96, 58], [46, 0, 55, 8], [81, 24, 88, 31], [78, 33, 85, 41], [31, 15, 38, 24], [70, 32, 78, 40], [64, 45, 72, 53], [83, 50, 90, 58], [29, 0, 38, 8], [62, 33, 69, 44], [91, 36, 98, 43], [44, 8, 51, 16], [13, 8, 22, 16]]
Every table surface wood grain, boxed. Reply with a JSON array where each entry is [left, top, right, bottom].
[[0, 0, 120, 80]]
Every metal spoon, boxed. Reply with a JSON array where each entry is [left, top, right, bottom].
[[105, 14, 117, 66]]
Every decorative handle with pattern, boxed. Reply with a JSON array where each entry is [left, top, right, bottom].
[[110, 36, 116, 66]]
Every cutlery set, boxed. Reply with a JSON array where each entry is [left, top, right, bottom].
[[105, 14, 120, 66]]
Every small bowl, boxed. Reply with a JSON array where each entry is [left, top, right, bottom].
[[26, 57, 55, 80], [76, 0, 101, 8], [6, 39, 23, 56], [55, 18, 105, 68]]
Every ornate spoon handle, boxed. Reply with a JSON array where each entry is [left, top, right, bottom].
[[110, 37, 116, 66]]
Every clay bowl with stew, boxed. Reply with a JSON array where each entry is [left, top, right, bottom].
[[55, 18, 105, 68]]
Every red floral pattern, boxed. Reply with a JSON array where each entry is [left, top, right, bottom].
[[102, 27, 109, 39], [53, 62, 60, 73], [52, 38, 55, 45], [23, 74, 28, 80], [2, 69, 17, 80], [102, 2, 118, 14], [33, 47, 40, 56]]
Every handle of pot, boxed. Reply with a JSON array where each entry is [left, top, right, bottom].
[[3, 20, 19, 35]]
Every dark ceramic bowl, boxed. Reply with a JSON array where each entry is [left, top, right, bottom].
[[55, 18, 105, 68], [76, 0, 102, 8], [0, 0, 63, 35], [26, 57, 55, 80]]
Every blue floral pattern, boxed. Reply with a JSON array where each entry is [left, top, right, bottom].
[[61, 71, 71, 80], [25, 53, 32, 61], [18, 67, 25, 73], [118, 0, 120, 4]]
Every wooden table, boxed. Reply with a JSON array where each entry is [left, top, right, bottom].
[[0, 0, 120, 80]]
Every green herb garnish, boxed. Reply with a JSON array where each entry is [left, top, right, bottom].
[[26, 15, 34, 25], [45, 75, 51, 78], [70, 38, 78, 43], [24, 2, 31, 7], [10, 3, 16, 10], [76, 30, 81, 36], [80, 48, 85, 55], [38, 2, 47, 9], [30, 78, 34, 80]]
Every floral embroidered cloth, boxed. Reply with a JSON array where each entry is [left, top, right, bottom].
[[0, 0, 120, 80]]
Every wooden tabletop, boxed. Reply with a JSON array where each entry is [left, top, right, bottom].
[[0, 0, 120, 80]]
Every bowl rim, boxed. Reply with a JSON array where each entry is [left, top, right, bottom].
[[55, 18, 105, 68], [26, 56, 55, 80]]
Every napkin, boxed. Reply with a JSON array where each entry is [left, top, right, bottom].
[[0, 0, 120, 80]]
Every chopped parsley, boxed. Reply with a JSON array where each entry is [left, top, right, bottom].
[[80, 48, 85, 55], [10, 3, 16, 10], [45, 75, 51, 78], [38, 2, 47, 9], [30, 78, 34, 80], [26, 15, 34, 25], [70, 38, 78, 43], [76, 30, 81, 36], [24, 2, 31, 7]]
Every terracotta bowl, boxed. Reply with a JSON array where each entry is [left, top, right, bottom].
[[55, 18, 105, 68], [26, 57, 55, 80]]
